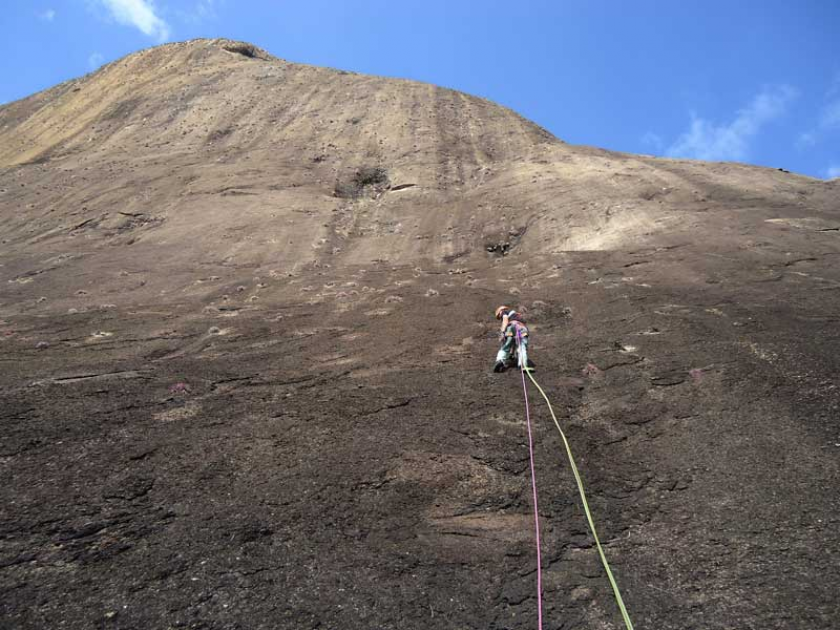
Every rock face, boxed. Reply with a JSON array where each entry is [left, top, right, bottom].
[[1, 38, 838, 630]]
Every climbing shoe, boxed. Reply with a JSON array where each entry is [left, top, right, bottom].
[[493, 361, 506, 373]]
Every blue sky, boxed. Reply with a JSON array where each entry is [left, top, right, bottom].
[[3, 1, 839, 179]]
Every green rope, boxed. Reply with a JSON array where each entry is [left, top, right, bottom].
[[525, 369, 635, 630]]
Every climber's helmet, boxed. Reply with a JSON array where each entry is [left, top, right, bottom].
[[495, 305, 509, 320]]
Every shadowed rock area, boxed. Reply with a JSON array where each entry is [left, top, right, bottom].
[[1, 38, 839, 629]]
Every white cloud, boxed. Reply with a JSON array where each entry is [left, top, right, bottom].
[[828, 72, 840, 99], [796, 131, 817, 149], [178, 0, 220, 24], [795, 75, 840, 149], [826, 164, 840, 180], [795, 100, 840, 149], [641, 131, 664, 152], [194, 0, 217, 19], [39, 9, 56, 21], [88, 52, 105, 70], [820, 100, 840, 130], [667, 85, 798, 162], [97, 0, 170, 42]]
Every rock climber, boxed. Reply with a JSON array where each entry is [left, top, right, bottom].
[[493, 305, 535, 373]]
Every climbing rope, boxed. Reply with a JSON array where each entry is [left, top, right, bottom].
[[519, 364, 544, 630], [515, 334, 635, 630]]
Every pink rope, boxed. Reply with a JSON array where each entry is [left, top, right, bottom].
[[518, 333, 543, 629]]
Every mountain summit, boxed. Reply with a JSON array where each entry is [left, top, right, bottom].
[[1, 39, 838, 630]]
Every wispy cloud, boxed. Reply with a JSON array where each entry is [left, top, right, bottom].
[[641, 131, 664, 152], [828, 72, 840, 99], [796, 74, 840, 149], [820, 100, 840, 130], [194, 0, 218, 20], [796, 131, 817, 149], [667, 85, 798, 162], [178, 0, 220, 24], [826, 164, 840, 180], [96, 0, 170, 42], [88, 52, 105, 71], [39, 9, 56, 21]]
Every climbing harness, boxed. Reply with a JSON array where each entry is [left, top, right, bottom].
[[515, 331, 634, 630]]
